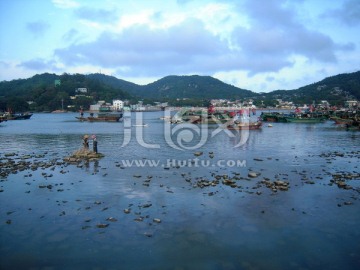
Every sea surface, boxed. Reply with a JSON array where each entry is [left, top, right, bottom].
[[0, 111, 359, 270]]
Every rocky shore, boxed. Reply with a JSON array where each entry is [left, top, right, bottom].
[[63, 148, 104, 163], [1, 148, 359, 236]]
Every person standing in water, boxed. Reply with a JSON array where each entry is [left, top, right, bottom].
[[92, 135, 98, 153], [83, 135, 89, 149]]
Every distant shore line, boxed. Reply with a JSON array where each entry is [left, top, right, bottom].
[[47, 107, 292, 114]]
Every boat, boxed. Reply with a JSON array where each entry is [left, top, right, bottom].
[[260, 112, 288, 122], [76, 112, 122, 122], [3, 112, 33, 120], [76, 105, 123, 122], [173, 105, 235, 124], [226, 121, 262, 130], [344, 118, 360, 131], [284, 116, 326, 123], [283, 109, 327, 123], [330, 116, 355, 125]]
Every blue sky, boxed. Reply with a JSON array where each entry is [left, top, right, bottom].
[[0, 0, 359, 92]]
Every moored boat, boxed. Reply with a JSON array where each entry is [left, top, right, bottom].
[[227, 121, 262, 130], [76, 105, 123, 122], [330, 116, 354, 125], [284, 117, 326, 123], [76, 112, 122, 122], [3, 112, 33, 120], [260, 112, 288, 122]]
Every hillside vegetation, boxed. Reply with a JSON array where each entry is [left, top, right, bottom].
[[0, 71, 359, 112]]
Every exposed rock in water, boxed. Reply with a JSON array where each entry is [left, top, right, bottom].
[[63, 148, 104, 163], [248, 172, 259, 178]]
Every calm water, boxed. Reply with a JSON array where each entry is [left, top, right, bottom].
[[0, 112, 359, 270]]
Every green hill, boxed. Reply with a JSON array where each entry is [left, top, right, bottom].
[[264, 71, 360, 105], [0, 73, 131, 112], [139, 75, 255, 99], [0, 71, 359, 112]]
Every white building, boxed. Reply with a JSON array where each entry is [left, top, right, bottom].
[[113, 100, 124, 111], [345, 100, 358, 108], [76, 88, 88, 93]]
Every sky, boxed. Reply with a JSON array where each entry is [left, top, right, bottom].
[[0, 0, 359, 93]]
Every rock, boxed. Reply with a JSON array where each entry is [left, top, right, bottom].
[[144, 232, 153, 237], [142, 203, 152, 208], [274, 180, 288, 187], [153, 218, 161, 223], [96, 223, 109, 228], [222, 179, 235, 186], [64, 148, 104, 163], [248, 172, 259, 178]]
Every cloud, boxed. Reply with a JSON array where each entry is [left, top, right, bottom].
[[62, 29, 80, 42], [0, 61, 10, 69], [54, 19, 234, 76], [26, 21, 50, 38], [50, 0, 355, 80], [322, 0, 360, 26], [18, 58, 60, 71], [230, 0, 354, 74], [52, 0, 79, 9], [74, 7, 118, 23]]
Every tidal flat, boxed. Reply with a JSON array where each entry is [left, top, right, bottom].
[[1, 112, 359, 270]]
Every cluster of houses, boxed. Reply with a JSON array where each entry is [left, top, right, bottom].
[[59, 85, 360, 112], [210, 98, 359, 111], [89, 100, 168, 112]]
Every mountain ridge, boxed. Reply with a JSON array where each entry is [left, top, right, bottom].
[[0, 71, 359, 112]]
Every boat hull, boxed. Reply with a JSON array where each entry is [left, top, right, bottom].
[[5, 113, 33, 120], [227, 121, 262, 130], [76, 116, 121, 122], [284, 117, 326, 123], [330, 117, 354, 125]]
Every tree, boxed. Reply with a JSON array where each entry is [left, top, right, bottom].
[[4, 97, 30, 112]]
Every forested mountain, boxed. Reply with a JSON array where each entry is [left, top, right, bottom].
[[0, 71, 359, 112], [0, 73, 131, 112], [86, 74, 255, 99], [86, 73, 142, 94], [264, 71, 360, 105], [141, 75, 255, 99]]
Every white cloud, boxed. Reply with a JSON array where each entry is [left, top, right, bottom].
[[52, 0, 80, 9], [1, 0, 359, 92]]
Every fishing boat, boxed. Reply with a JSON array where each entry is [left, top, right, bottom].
[[76, 112, 122, 122], [76, 105, 123, 122], [284, 116, 326, 123], [283, 109, 327, 123], [3, 112, 33, 120], [226, 120, 262, 130], [330, 116, 354, 125], [260, 112, 288, 122], [174, 105, 235, 124]]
